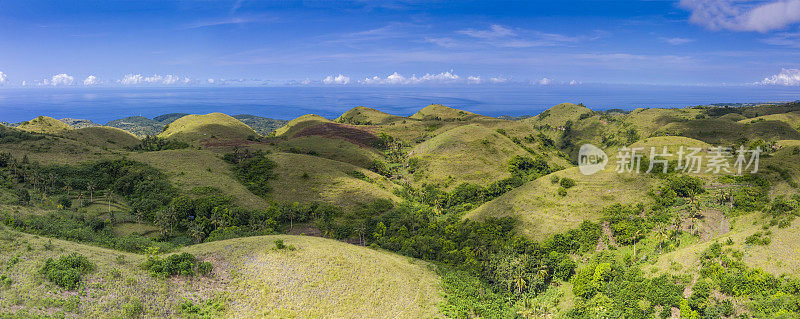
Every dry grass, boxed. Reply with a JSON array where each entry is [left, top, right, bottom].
[[278, 136, 382, 169], [62, 126, 141, 149], [335, 106, 407, 125], [273, 114, 333, 137], [16, 116, 74, 134]]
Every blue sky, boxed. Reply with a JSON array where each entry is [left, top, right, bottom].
[[1, 0, 800, 87]]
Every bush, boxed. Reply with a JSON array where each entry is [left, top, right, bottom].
[[197, 261, 213, 276], [141, 252, 202, 277], [39, 253, 95, 290], [559, 177, 576, 189], [550, 175, 560, 184], [666, 175, 705, 197], [557, 187, 567, 197], [274, 239, 295, 250]]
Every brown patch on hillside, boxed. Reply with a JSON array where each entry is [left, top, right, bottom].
[[293, 122, 379, 147]]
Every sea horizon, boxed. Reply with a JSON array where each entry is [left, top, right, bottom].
[[1, 84, 798, 124]]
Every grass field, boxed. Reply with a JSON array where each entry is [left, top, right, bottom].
[[131, 149, 269, 210], [409, 124, 530, 188], [62, 126, 141, 149], [15, 116, 74, 134], [273, 114, 333, 137], [0, 228, 442, 318], [410, 104, 490, 121], [335, 106, 407, 125], [268, 152, 400, 211], [278, 136, 383, 169]]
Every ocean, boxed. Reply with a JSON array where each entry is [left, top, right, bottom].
[[0, 85, 798, 124]]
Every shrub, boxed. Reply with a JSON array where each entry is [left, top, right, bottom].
[[666, 175, 705, 197], [559, 177, 576, 189], [141, 252, 202, 277], [550, 175, 560, 184], [39, 253, 95, 290], [557, 187, 567, 197], [274, 239, 295, 250], [197, 261, 213, 276]]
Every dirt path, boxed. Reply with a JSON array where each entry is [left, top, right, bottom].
[[595, 222, 619, 252]]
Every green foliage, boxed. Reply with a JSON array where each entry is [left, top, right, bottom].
[[603, 204, 645, 245], [744, 231, 772, 245], [225, 151, 277, 197], [141, 252, 206, 278], [127, 135, 189, 151], [370, 159, 392, 177], [666, 175, 705, 197], [438, 268, 513, 319], [507, 155, 551, 179], [557, 187, 567, 197], [559, 177, 576, 189], [274, 239, 295, 250], [179, 299, 225, 318], [0, 125, 44, 143], [39, 253, 95, 290]]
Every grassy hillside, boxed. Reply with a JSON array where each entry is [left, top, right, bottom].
[[410, 104, 489, 121], [62, 126, 141, 149], [524, 103, 593, 128], [273, 114, 333, 137], [278, 135, 383, 169], [738, 111, 800, 130], [409, 124, 530, 188], [466, 166, 656, 240], [131, 149, 269, 210], [657, 118, 800, 144], [159, 113, 258, 142], [16, 116, 74, 134], [0, 229, 441, 318], [268, 152, 400, 211], [59, 118, 100, 129], [336, 106, 407, 125]]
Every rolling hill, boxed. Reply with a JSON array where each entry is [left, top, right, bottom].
[[410, 104, 490, 121], [15, 116, 74, 134], [273, 114, 333, 137], [409, 124, 530, 188], [62, 126, 141, 149], [158, 113, 258, 142], [336, 106, 407, 125]]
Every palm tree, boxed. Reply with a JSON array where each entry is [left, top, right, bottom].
[[87, 182, 95, 204]]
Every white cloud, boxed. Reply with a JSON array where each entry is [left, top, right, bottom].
[[49, 74, 74, 86], [323, 74, 350, 85], [489, 76, 508, 83], [467, 76, 482, 84], [300, 78, 311, 85], [207, 78, 215, 84], [534, 77, 553, 85], [760, 68, 800, 85], [119, 74, 144, 85], [679, 0, 800, 32], [569, 80, 583, 85], [358, 71, 461, 85], [119, 74, 190, 85], [458, 24, 516, 39], [0, 71, 6, 84], [661, 37, 695, 45], [83, 75, 99, 86], [21, 81, 26, 86]]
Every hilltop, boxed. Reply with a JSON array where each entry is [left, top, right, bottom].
[[158, 113, 258, 142], [273, 114, 333, 137], [336, 106, 407, 125], [410, 104, 490, 121], [15, 116, 74, 134]]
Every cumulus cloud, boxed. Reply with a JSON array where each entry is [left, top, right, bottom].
[[323, 74, 350, 85], [359, 71, 462, 85], [569, 80, 583, 85], [489, 76, 508, 83], [458, 24, 516, 39], [760, 68, 800, 85], [0, 71, 7, 85], [679, 0, 800, 32], [119, 74, 144, 85], [467, 76, 482, 84], [534, 78, 553, 85], [207, 78, 215, 84], [83, 75, 99, 86], [48, 74, 74, 86], [119, 74, 190, 85]]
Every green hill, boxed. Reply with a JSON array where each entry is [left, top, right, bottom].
[[336, 106, 407, 125], [278, 135, 383, 169], [410, 104, 489, 121], [273, 114, 333, 137], [524, 103, 594, 128], [268, 152, 400, 211], [16, 116, 74, 134], [0, 229, 441, 318], [409, 124, 530, 188], [62, 126, 141, 149], [159, 113, 258, 142], [738, 111, 800, 130], [58, 118, 100, 129]]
